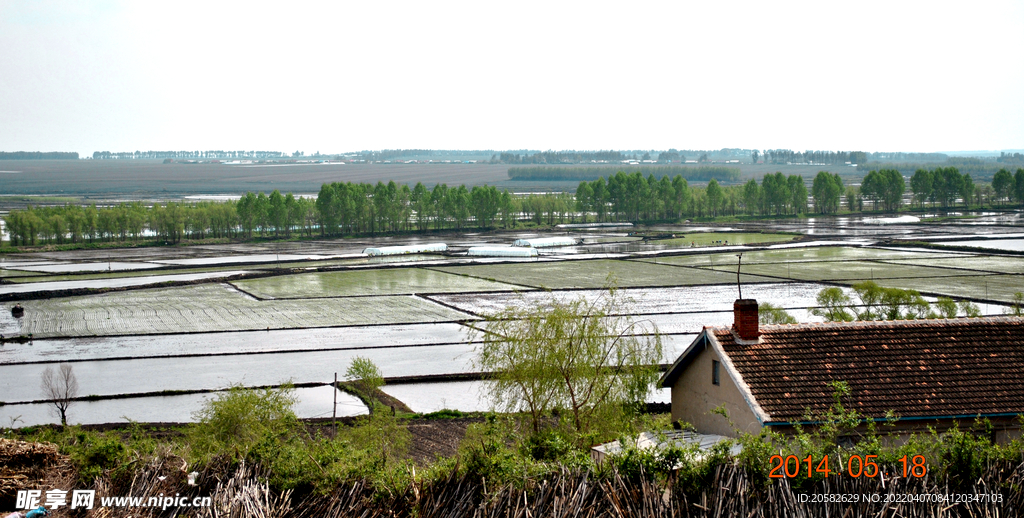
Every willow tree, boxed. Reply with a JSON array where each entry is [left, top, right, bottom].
[[475, 289, 662, 440]]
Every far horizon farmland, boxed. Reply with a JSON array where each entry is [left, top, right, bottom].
[[0, 160, 863, 202]]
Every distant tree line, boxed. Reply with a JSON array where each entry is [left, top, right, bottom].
[[859, 158, 1005, 181], [7, 168, 1024, 247], [574, 171, 809, 221], [497, 150, 628, 164], [757, 149, 867, 165], [509, 165, 741, 182], [866, 151, 949, 162], [315, 181, 518, 236], [997, 152, 1024, 165], [92, 150, 286, 160], [655, 150, 684, 162], [0, 151, 78, 160], [363, 149, 439, 161], [4, 201, 244, 246], [496, 149, 758, 164]]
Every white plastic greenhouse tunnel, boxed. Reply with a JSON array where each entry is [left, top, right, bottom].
[[511, 237, 579, 248], [467, 246, 539, 257], [362, 243, 448, 256]]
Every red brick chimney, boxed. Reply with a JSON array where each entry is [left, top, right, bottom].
[[733, 299, 760, 341]]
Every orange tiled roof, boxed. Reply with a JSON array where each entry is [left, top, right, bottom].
[[710, 317, 1024, 422]]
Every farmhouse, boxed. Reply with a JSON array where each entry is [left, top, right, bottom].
[[660, 299, 1024, 442]]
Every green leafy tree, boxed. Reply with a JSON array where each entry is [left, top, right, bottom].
[[671, 175, 690, 218], [960, 174, 975, 209], [186, 385, 299, 463], [346, 356, 384, 392], [575, 181, 593, 223], [811, 287, 854, 322], [910, 169, 934, 208], [470, 185, 501, 228], [1014, 169, 1024, 206], [932, 167, 964, 208], [761, 172, 790, 215], [705, 179, 723, 217], [1008, 292, 1024, 317], [861, 169, 904, 212], [268, 190, 287, 237], [475, 289, 662, 441], [788, 175, 808, 214], [993, 169, 1013, 205], [815, 282, 934, 322], [742, 179, 761, 215], [935, 297, 958, 318], [590, 178, 608, 221], [937, 296, 983, 317], [811, 172, 843, 214], [759, 303, 797, 324], [845, 186, 862, 212]]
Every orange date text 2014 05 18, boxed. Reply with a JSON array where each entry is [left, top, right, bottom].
[[768, 454, 928, 479]]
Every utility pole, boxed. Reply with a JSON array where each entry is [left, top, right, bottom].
[[332, 372, 337, 434], [736, 253, 743, 300]]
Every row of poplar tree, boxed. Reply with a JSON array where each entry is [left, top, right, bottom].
[[4, 168, 1024, 246]]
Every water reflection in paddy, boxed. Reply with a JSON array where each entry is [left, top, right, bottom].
[[0, 344, 477, 403], [382, 381, 671, 414], [0, 270, 250, 295], [0, 385, 366, 428], [0, 323, 474, 364], [937, 238, 1024, 252]]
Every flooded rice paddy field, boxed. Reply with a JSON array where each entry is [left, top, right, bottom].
[[383, 381, 672, 414], [0, 270, 253, 296], [937, 237, 1024, 252], [428, 283, 830, 317], [701, 260, 993, 282], [12, 261, 168, 273], [885, 256, 1024, 274], [1, 217, 1022, 425], [0, 323, 472, 364], [433, 260, 776, 290], [233, 268, 531, 299], [11, 284, 472, 338], [0, 385, 366, 428], [0, 343, 479, 403]]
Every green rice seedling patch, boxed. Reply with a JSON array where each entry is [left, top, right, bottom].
[[657, 232, 799, 247], [844, 274, 1023, 304], [692, 260, 974, 282], [233, 268, 526, 299], [434, 259, 774, 289], [635, 246, 968, 268], [18, 283, 472, 338], [879, 256, 1024, 275], [0, 195, 80, 203], [0, 269, 44, 278]]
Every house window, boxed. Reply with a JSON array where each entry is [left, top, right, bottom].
[[712, 360, 720, 385]]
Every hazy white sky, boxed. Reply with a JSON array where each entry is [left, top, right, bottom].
[[1, 1, 1022, 155]]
